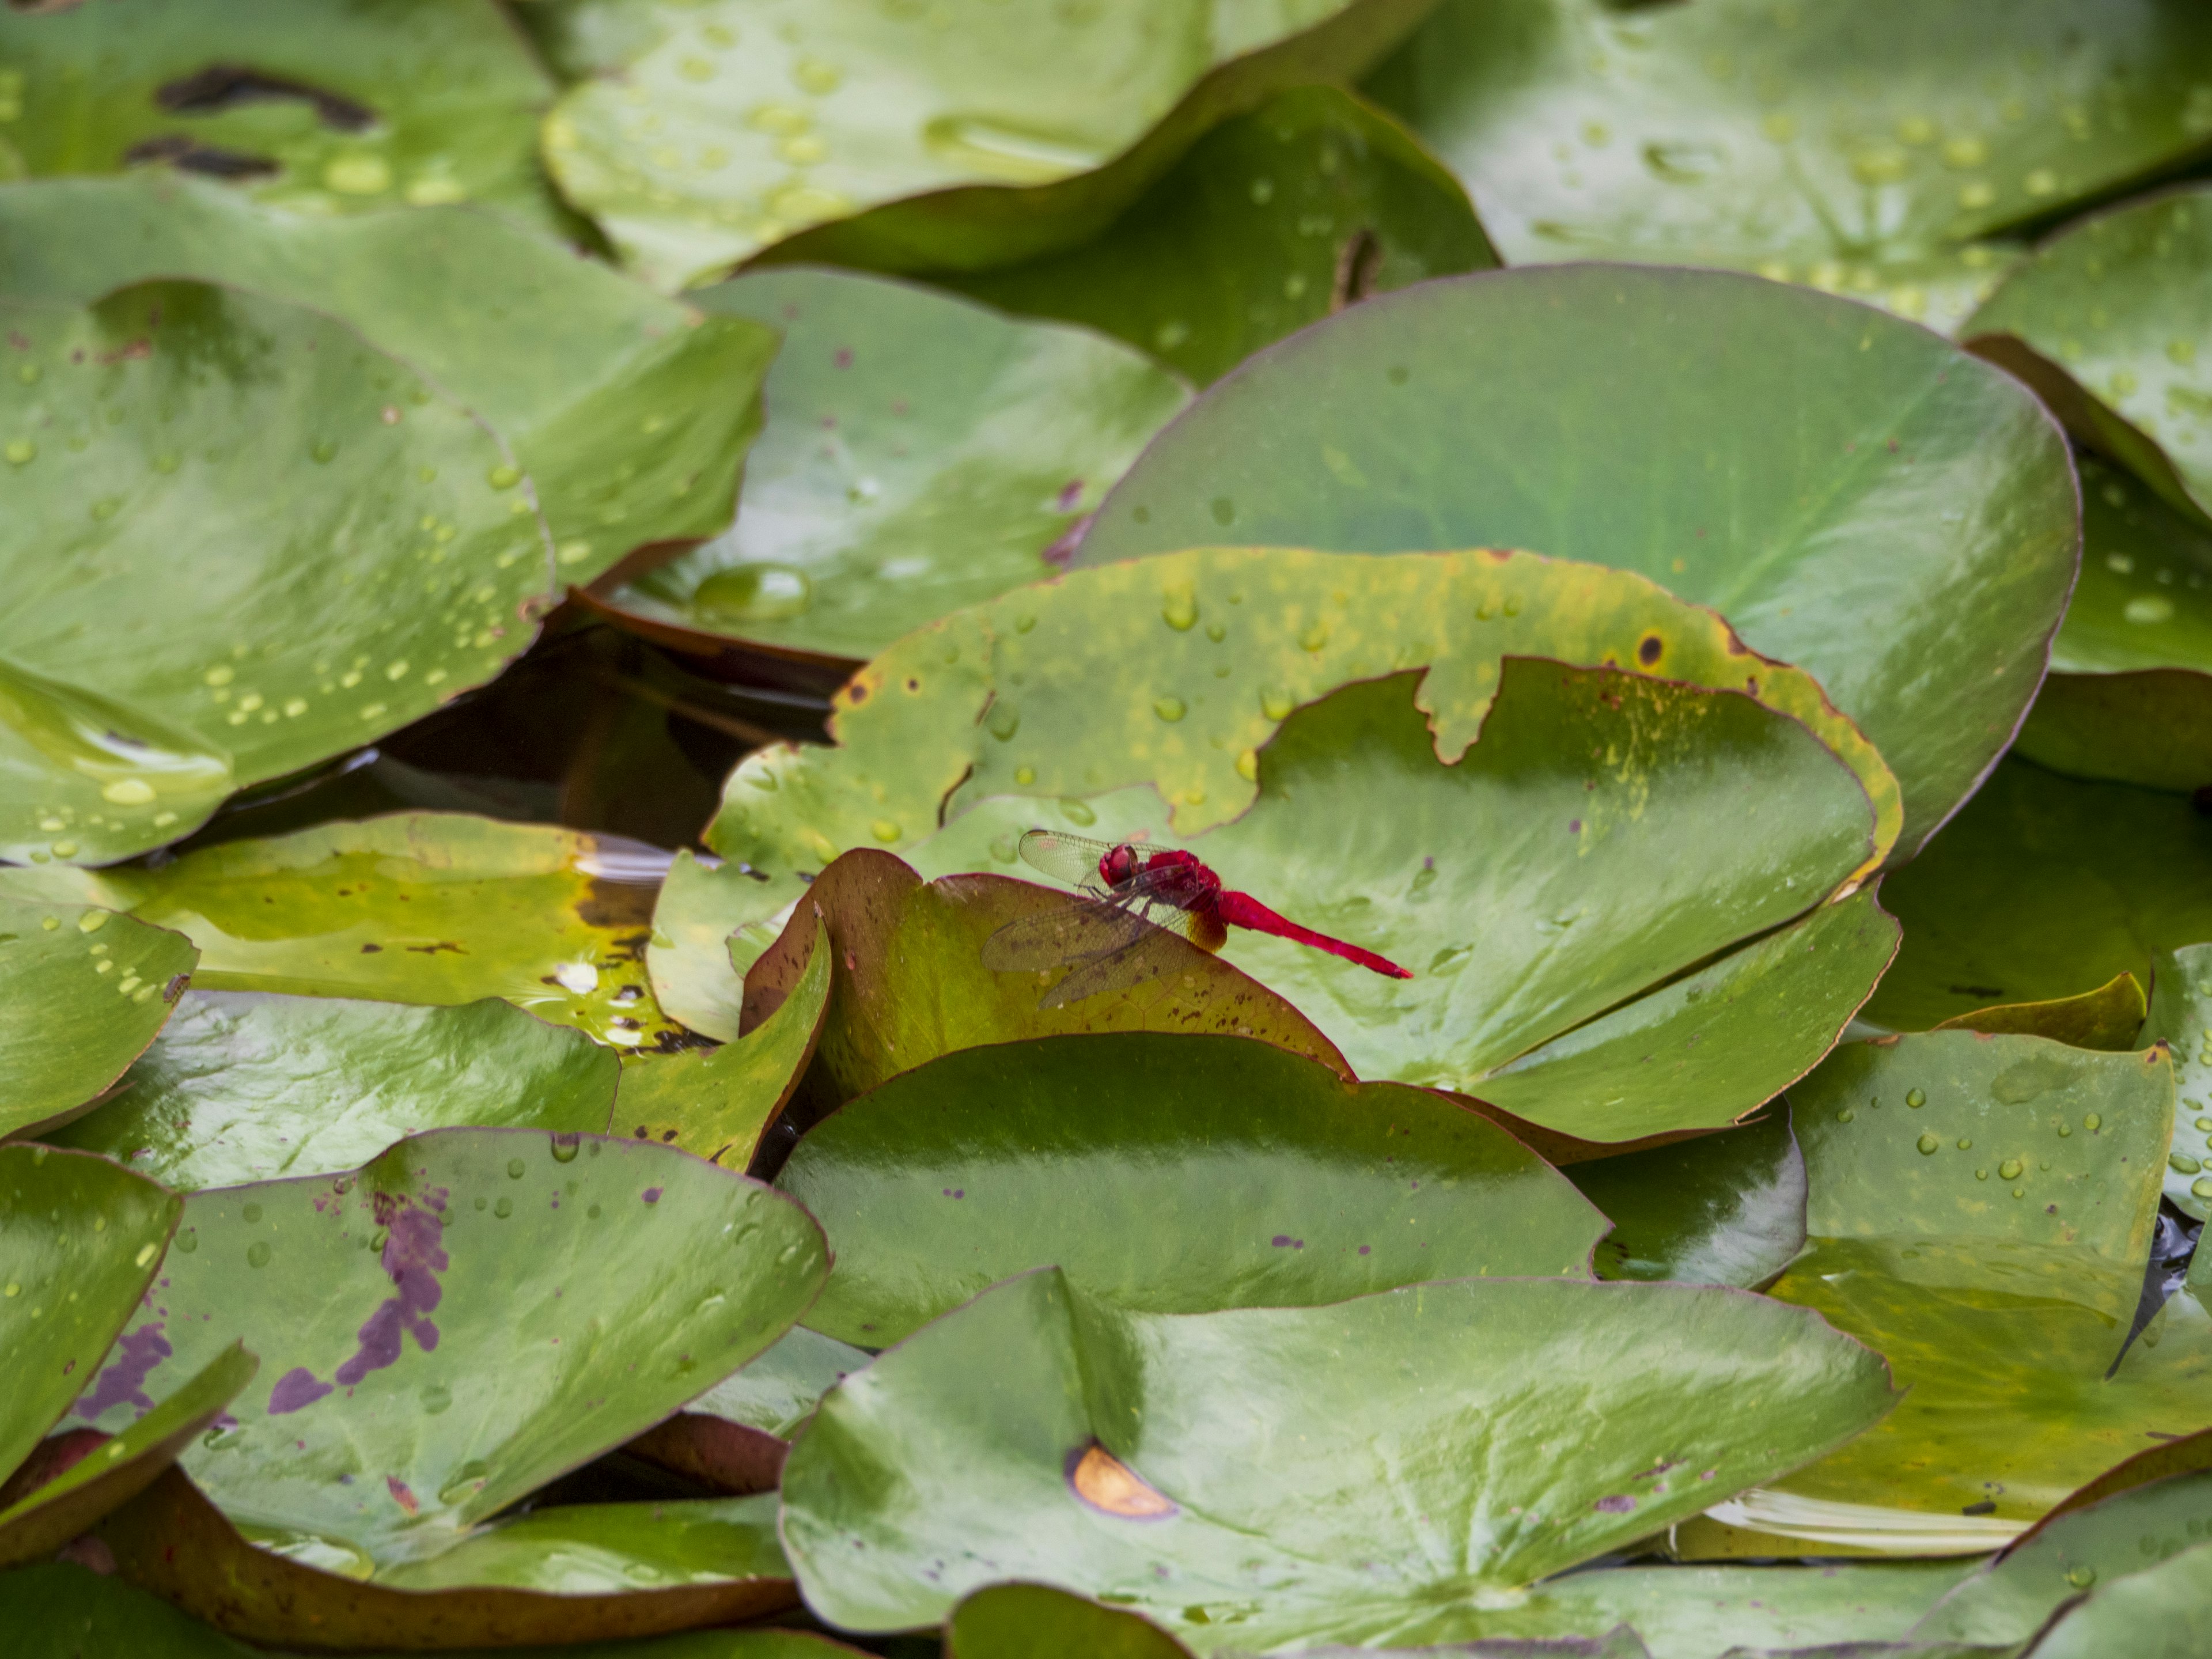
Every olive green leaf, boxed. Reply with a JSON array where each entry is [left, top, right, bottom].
[[2142, 945, 2212, 1220], [1965, 186, 2212, 527], [0, 0, 565, 232], [0, 1340, 253, 1569], [96, 1465, 804, 1649], [0, 815, 683, 1049], [737, 851, 1349, 1118], [649, 849, 765, 1043], [1929, 974, 2147, 1052], [2014, 669, 2212, 796], [0, 173, 779, 575], [0, 281, 552, 864], [1912, 1468, 2212, 1645], [688, 1324, 870, 1440], [940, 85, 1498, 386], [0, 898, 198, 1139], [1572, 1110, 1805, 1289], [50, 993, 619, 1191], [780, 1267, 1898, 1644], [0, 1145, 180, 1488], [1759, 1034, 2207, 1531], [2012, 1424, 2212, 1545], [540, 0, 1434, 290], [1863, 759, 2212, 1033], [612, 914, 831, 1164], [950, 1585, 1199, 1659], [2022, 1536, 2212, 1659], [597, 267, 1188, 662], [1077, 269, 2078, 857], [0, 1556, 860, 1659], [1368, 1, 2212, 329], [74, 1127, 828, 1574], [778, 1031, 1604, 1345]]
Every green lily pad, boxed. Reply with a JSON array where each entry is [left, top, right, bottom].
[[0, 173, 780, 574], [2013, 1423, 2212, 1544], [74, 1126, 828, 1573], [780, 1266, 1898, 1645], [0, 281, 553, 863], [97, 1465, 804, 1648], [1368, 0, 2212, 330], [49, 992, 619, 1191], [0, 1340, 253, 1569], [0, 1145, 180, 1488], [612, 914, 831, 1164], [1572, 1109, 1805, 1289], [0, 897, 198, 1138], [736, 851, 1349, 1121], [1928, 973, 2147, 1051], [1965, 185, 2212, 526], [1760, 1033, 2208, 1529], [1863, 758, 2212, 1033], [0, 0, 563, 231], [540, 0, 1433, 290], [0, 1558, 861, 1659], [689, 1324, 870, 1439], [939, 85, 1497, 386], [778, 1031, 1603, 1345], [2024, 1535, 2212, 1659], [1075, 268, 2078, 857], [597, 267, 1188, 662], [1911, 1468, 2212, 1644], [649, 850, 766, 1042], [0, 815, 684, 1049], [2142, 945, 2212, 1220], [950, 1585, 1198, 1659]]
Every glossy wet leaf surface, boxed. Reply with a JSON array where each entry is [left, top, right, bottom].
[[2142, 944, 2212, 1220], [949, 1584, 1198, 1658], [1763, 1033, 2208, 1527], [1573, 1110, 1805, 1289], [0, 814, 683, 1048], [0, 0, 563, 232], [1078, 268, 2076, 856], [0, 897, 198, 1138], [0, 1145, 180, 1488], [75, 1127, 827, 1573], [1929, 972, 2147, 1051], [941, 85, 1497, 386], [0, 173, 779, 575], [781, 1267, 1897, 1645], [2017, 1534, 2212, 1658], [1966, 185, 2212, 525], [540, 0, 1427, 290], [51, 992, 619, 1191], [603, 267, 1188, 661], [688, 1324, 870, 1440], [1369, 0, 2212, 330], [0, 281, 550, 862], [778, 1031, 1603, 1343], [1865, 759, 2212, 1032]]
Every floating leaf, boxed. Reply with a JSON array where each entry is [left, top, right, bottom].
[[737, 851, 1347, 1117], [0, 173, 779, 574], [613, 914, 831, 1164], [1929, 974, 2147, 1052], [2020, 1536, 2212, 1658], [74, 1127, 828, 1575], [941, 85, 1497, 385], [1368, 0, 2212, 329], [0, 0, 563, 230], [0, 1341, 253, 1569], [649, 849, 771, 1043], [1864, 759, 2212, 1033], [1573, 1110, 1805, 1289], [950, 1584, 1198, 1659], [0, 815, 683, 1049], [0, 1145, 180, 1489], [688, 1324, 870, 1440], [1077, 268, 2077, 857], [780, 1267, 1897, 1643], [51, 993, 619, 1191], [1760, 1033, 2205, 1531], [0, 282, 551, 862], [0, 897, 197, 1138], [596, 267, 1187, 662], [2142, 945, 2212, 1220], [1965, 185, 2212, 526], [540, 0, 1434, 290], [778, 1031, 1604, 1344]]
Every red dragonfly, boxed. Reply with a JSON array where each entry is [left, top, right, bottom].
[[982, 830, 1411, 1008]]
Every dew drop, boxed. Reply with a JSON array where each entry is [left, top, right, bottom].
[[506, 1158, 527, 1180], [419, 1382, 452, 1415], [246, 1242, 271, 1268], [2058, 1124, 2072, 1137], [1209, 497, 1236, 527], [77, 911, 108, 935], [2066, 1566, 2097, 1589], [2196, 1177, 2212, 1200], [695, 562, 813, 623], [487, 464, 521, 489], [1998, 1158, 2024, 1180], [1906, 1089, 1926, 1108], [1161, 589, 1198, 631], [176, 1230, 197, 1253], [474, 1196, 487, 1211], [101, 778, 155, 805], [987, 704, 1020, 741], [870, 819, 902, 842], [1236, 748, 1259, 782], [1956, 1137, 1972, 1150], [551, 1135, 581, 1164], [3, 439, 33, 465], [1837, 1108, 1855, 1123], [494, 1197, 513, 1219], [1918, 1134, 1940, 1155], [2171, 1153, 2202, 1175], [1058, 797, 1097, 827], [242, 1203, 263, 1224], [1153, 696, 1186, 722], [1298, 622, 1330, 652], [587, 1202, 603, 1219], [2084, 1113, 2102, 1132]]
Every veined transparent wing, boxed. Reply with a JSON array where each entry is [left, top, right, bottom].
[[1012, 829, 1124, 889]]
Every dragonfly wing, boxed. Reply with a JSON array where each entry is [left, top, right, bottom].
[[1014, 829, 1122, 888], [981, 897, 1149, 973], [1036, 925, 1188, 1009]]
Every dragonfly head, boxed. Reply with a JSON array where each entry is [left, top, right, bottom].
[[1098, 843, 1141, 887]]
